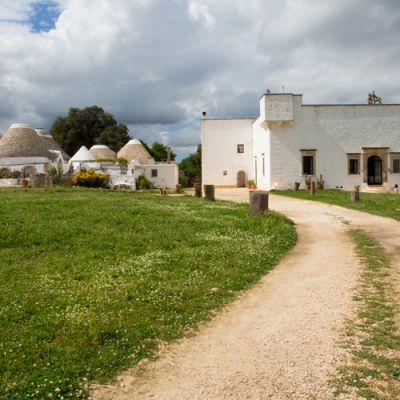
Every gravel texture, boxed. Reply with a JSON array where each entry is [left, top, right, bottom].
[[92, 189, 400, 400]]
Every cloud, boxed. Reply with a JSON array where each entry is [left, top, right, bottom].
[[0, 0, 399, 159]]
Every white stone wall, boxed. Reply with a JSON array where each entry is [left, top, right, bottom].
[[136, 163, 178, 189], [268, 95, 400, 190], [201, 118, 254, 186], [252, 116, 270, 189]]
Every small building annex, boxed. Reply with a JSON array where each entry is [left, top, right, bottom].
[[201, 93, 400, 192]]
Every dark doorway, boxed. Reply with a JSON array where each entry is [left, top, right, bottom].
[[236, 170, 246, 187], [367, 155, 383, 185]]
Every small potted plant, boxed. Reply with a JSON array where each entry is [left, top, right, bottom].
[[247, 179, 256, 189]]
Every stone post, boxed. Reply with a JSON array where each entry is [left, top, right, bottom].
[[249, 190, 269, 217], [194, 182, 202, 197], [203, 184, 215, 201], [310, 181, 316, 195], [351, 191, 360, 202]]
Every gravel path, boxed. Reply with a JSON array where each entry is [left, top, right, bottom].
[[92, 189, 400, 400]]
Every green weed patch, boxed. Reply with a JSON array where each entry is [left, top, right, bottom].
[[334, 229, 400, 399]]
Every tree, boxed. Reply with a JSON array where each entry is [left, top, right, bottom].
[[51, 106, 129, 156], [179, 144, 201, 185], [150, 141, 176, 162], [99, 124, 130, 152]]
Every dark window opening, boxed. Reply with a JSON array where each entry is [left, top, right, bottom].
[[151, 169, 158, 177], [349, 159, 359, 174], [393, 159, 400, 174], [302, 156, 314, 175], [237, 144, 244, 153]]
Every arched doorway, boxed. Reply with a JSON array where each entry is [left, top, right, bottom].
[[236, 170, 246, 187], [367, 155, 382, 185]]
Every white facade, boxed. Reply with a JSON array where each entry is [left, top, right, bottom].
[[201, 118, 254, 187], [133, 163, 179, 189], [202, 93, 400, 191]]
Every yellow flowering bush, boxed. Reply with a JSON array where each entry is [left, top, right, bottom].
[[71, 170, 109, 188]]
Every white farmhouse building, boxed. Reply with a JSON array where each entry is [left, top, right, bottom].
[[201, 93, 400, 192]]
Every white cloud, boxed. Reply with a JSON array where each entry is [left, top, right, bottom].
[[0, 0, 399, 157]]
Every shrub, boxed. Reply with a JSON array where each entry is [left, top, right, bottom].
[[137, 175, 152, 189], [47, 164, 63, 185], [11, 170, 21, 179], [71, 170, 109, 188], [0, 168, 12, 178]]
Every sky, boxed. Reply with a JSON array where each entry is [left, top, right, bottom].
[[0, 0, 399, 160]]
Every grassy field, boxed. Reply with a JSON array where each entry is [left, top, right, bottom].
[[334, 229, 400, 399], [272, 189, 400, 221], [0, 188, 296, 400]]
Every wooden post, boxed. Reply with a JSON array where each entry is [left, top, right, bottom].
[[310, 181, 316, 195], [249, 190, 269, 217], [203, 184, 215, 201], [194, 182, 202, 197], [351, 191, 360, 202]]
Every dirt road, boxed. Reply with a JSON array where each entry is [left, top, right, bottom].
[[93, 189, 400, 400]]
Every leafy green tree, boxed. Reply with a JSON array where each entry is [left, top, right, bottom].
[[179, 144, 201, 185], [51, 106, 129, 156], [150, 141, 176, 162], [99, 124, 130, 152]]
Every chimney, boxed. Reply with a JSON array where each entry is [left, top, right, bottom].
[[202, 111, 207, 118]]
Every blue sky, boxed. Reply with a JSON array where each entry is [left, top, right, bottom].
[[28, 1, 60, 32], [0, 0, 399, 160]]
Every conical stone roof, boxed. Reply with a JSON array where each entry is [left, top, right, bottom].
[[89, 144, 116, 159], [70, 146, 96, 162], [117, 138, 153, 164], [35, 129, 70, 160], [0, 124, 50, 158]]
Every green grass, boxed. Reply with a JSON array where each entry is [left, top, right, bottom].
[[0, 187, 296, 400], [273, 189, 400, 221], [334, 229, 400, 399]]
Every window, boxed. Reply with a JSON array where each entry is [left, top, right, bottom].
[[151, 169, 158, 177], [223, 170, 227, 176], [300, 150, 316, 175], [347, 154, 360, 175], [237, 144, 244, 153], [393, 159, 400, 174], [391, 153, 400, 174], [303, 156, 313, 175]]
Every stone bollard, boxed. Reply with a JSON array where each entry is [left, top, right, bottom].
[[310, 181, 316, 195], [351, 191, 360, 202], [203, 184, 215, 201], [194, 182, 202, 197], [249, 190, 269, 217]]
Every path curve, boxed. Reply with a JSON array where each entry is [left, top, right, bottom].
[[93, 189, 400, 400]]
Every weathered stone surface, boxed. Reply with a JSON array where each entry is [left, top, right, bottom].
[[30, 173, 51, 188], [351, 191, 360, 202], [194, 183, 202, 197], [249, 190, 269, 216], [203, 184, 215, 201], [310, 181, 316, 195]]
